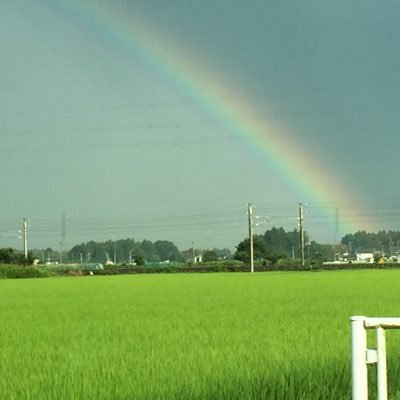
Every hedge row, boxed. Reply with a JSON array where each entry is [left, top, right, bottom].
[[0, 264, 54, 279], [0, 262, 398, 280], [91, 263, 374, 275]]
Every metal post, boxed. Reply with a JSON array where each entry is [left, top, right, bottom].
[[351, 316, 400, 400], [351, 316, 368, 400], [377, 327, 388, 400]]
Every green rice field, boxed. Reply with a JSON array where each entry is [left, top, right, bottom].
[[1, 270, 400, 399]]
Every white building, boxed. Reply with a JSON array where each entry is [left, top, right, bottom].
[[356, 252, 374, 263]]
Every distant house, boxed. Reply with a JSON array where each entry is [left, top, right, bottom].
[[356, 252, 374, 263], [335, 252, 350, 262], [194, 254, 203, 263]]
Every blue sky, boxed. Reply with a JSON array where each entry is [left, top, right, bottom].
[[1, 0, 400, 252]]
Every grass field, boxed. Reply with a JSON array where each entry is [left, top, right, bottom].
[[1, 270, 400, 399]]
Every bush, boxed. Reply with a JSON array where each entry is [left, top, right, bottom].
[[0, 264, 52, 279], [0, 248, 36, 265]]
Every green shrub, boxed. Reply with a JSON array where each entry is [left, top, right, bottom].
[[0, 264, 50, 279]]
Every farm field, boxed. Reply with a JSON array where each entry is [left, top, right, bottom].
[[1, 270, 400, 399]]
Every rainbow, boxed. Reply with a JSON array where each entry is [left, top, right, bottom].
[[50, 0, 374, 240]]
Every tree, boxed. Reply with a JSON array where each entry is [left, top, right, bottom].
[[0, 248, 34, 265], [264, 227, 293, 257], [340, 230, 400, 255], [341, 231, 376, 252], [140, 240, 159, 261], [306, 242, 338, 263], [213, 248, 232, 259], [203, 250, 218, 262], [0, 248, 15, 264], [68, 237, 183, 264], [154, 240, 183, 261], [234, 235, 268, 263], [134, 255, 145, 266], [234, 227, 313, 265]]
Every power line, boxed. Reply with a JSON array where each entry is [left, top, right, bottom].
[[2, 200, 400, 250]]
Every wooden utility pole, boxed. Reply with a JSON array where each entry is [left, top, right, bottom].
[[248, 203, 254, 273], [299, 203, 305, 267], [23, 218, 28, 259]]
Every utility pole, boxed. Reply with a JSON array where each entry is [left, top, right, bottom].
[[248, 203, 254, 273], [60, 213, 66, 264], [129, 249, 133, 264], [113, 238, 117, 264], [23, 218, 28, 259], [299, 203, 305, 268]]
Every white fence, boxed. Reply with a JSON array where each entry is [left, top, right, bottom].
[[351, 316, 400, 400]]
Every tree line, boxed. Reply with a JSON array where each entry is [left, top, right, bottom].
[[68, 239, 184, 264], [233, 227, 340, 264], [3, 228, 400, 266], [29, 239, 232, 265], [233, 228, 400, 265], [341, 230, 400, 254]]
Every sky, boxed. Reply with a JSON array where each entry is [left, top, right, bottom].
[[1, 0, 400, 252]]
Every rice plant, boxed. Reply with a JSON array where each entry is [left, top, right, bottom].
[[0, 270, 399, 399]]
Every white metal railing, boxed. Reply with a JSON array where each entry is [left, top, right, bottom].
[[351, 316, 400, 400]]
